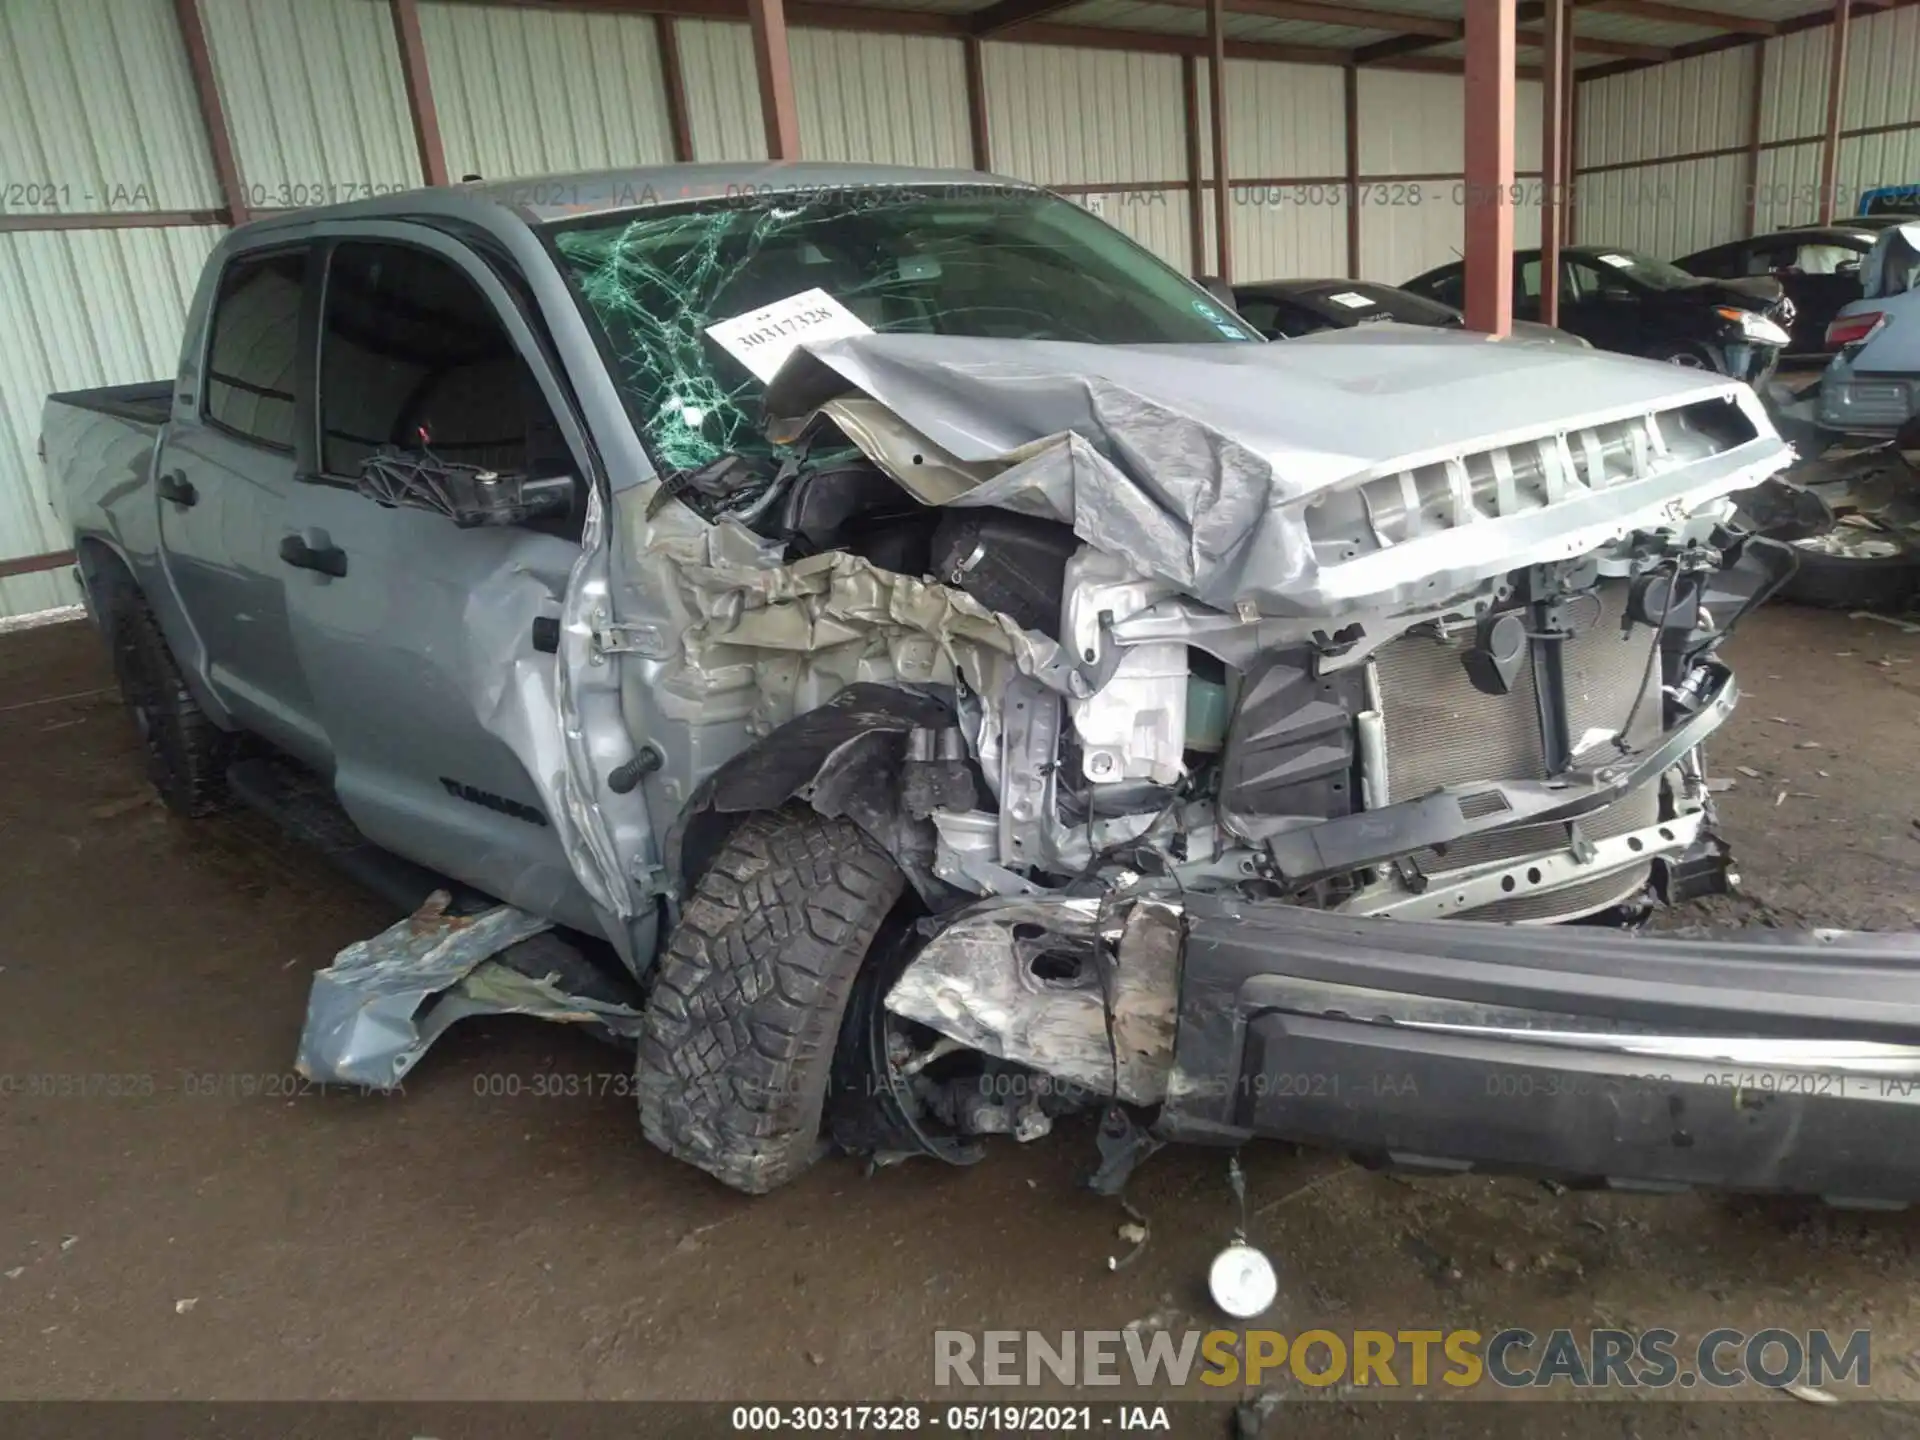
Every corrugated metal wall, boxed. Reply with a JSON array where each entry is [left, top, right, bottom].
[[1355, 70, 1543, 284], [0, 0, 229, 618], [793, 32, 973, 168], [1577, 5, 1920, 258], [200, 0, 419, 205], [1202, 58, 1348, 282], [418, 1, 677, 179]]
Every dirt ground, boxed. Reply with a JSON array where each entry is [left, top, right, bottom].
[[2, 605, 1919, 1429]]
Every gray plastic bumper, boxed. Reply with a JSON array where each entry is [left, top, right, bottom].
[[1161, 896, 1920, 1205]]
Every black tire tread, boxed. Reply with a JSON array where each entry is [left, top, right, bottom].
[[636, 807, 904, 1193], [108, 591, 231, 817], [1780, 545, 1920, 611]]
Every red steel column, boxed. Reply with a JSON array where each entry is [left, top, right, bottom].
[[1742, 41, 1765, 234], [1344, 63, 1361, 278], [1817, 0, 1852, 224], [172, 0, 250, 224], [657, 16, 696, 163], [965, 38, 991, 171], [1182, 55, 1206, 277], [1207, 0, 1231, 281], [389, 0, 449, 186], [748, 0, 802, 161], [1463, 0, 1516, 336], [1538, 0, 1565, 326], [1562, 23, 1578, 243]]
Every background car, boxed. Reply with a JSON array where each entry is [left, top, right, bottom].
[[1231, 277, 1588, 346], [1818, 220, 1920, 442], [1676, 227, 1876, 356], [1401, 245, 1792, 383]]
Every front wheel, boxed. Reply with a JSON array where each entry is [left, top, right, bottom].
[[635, 806, 906, 1193]]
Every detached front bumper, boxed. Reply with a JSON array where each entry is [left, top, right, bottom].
[[1162, 897, 1920, 1205]]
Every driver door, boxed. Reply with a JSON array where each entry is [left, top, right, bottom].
[[281, 229, 601, 931], [1558, 256, 1641, 352]]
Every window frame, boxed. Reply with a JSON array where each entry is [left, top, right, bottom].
[[198, 243, 312, 455], [308, 230, 581, 499]]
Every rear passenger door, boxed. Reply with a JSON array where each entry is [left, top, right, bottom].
[[280, 230, 600, 930], [156, 245, 331, 768]]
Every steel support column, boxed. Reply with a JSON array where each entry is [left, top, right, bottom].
[[748, 0, 802, 161], [1561, 19, 1578, 243], [1743, 41, 1765, 233], [1182, 55, 1207, 276], [172, 0, 250, 223], [1463, 0, 1516, 335], [1344, 63, 1361, 277], [390, 0, 449, 186], [964, 38, 991, 171], [1206, 0, 1231, 281], [1817, 0, 1852, 224], [1538, 0, 1566, 325], [657, 16, 696, 162]]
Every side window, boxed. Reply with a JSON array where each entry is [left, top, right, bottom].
[[318, 241, 569, 484], [1233, 297, 1283, 337], [204, 249, 306, 450], [1746, 243, 1792, 275], [1682, 246, 1736, 278], [1419, 269, 1465, 309]]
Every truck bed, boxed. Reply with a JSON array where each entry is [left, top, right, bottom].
[[46, 380, 172, 429]]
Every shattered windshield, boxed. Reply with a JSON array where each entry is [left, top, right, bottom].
[[550, 186, 1257, 476]]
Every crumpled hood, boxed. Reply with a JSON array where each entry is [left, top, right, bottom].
[[764, 327, 1791, 615]]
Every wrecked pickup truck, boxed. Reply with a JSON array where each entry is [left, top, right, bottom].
[[45, 163, 1920, 1205]]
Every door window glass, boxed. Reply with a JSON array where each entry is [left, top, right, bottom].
[[318, 242, 569, 483], [204, 249, 306, 450]]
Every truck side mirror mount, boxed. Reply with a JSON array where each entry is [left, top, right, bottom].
[[356, 447, 573, 529]]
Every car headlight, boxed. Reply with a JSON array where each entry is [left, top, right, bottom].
[[1716, 306, 1790, 347]]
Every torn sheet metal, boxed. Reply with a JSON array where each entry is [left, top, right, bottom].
[[295, 893, 642, 1090], [763, 329, 1793, 616], [886, 897, 1183, 1105]]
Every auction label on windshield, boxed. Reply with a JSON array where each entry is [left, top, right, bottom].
[[707, 287, 872, 382]]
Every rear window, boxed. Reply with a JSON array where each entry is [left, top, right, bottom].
[[203, 249, 306, 450]]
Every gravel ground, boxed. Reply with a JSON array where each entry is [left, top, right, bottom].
[[1, 605, 1917, 1434]]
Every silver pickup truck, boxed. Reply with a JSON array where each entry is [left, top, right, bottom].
[[45, 162, 1920, 1203]]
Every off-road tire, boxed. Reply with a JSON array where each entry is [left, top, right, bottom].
[[106, 590, 231, 817], [636, 806, 906, 1193]]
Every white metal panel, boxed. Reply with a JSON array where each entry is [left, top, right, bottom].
[[1761, 27, 1832, 144], [982, 43, 1186, 186], [1213, 59, 1345, 181], [0, 0, 219, 213], [1578, 48, 1753, 169], [1844, 4, 1920, 133], [678, 19, 766, 163], [1577, 154, 1746, 257], [0, 225, 223, 618], [1354, 72, 1542, 174], [200, 0, 419, 205], [1218, 191, 1348, 282], [417, 2, 675, 180], [1753, 139, 1826, 231], [1841, 130, 1920, 214], [791, 32, 972, 168], [1357, 70, 1464, 176]]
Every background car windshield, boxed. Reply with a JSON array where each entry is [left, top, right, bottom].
[[1586, 250, 1700, 290], [552, 187, 1257, 474]]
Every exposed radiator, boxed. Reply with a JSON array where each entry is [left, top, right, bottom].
[[1371, 581, 1660, 921]]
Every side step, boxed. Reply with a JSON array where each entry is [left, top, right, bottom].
[[225, 755, 489, 916]]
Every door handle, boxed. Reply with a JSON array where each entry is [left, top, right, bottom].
[[156, 471, 198, 507], [279, 534, 348, 578]]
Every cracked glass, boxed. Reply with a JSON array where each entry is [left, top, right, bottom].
[[551, 186, 1257, 481]]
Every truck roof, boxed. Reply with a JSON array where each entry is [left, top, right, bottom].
[[237, 161, 1030, 235]]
